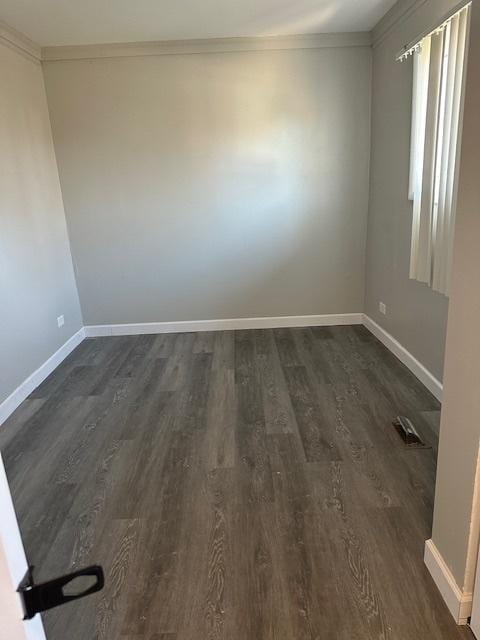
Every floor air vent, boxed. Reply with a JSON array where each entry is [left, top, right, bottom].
[[392, 416, 429, 448]]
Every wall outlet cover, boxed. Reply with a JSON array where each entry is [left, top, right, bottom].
[[57, 315, 65, 328], [379, 302, 387, 315]]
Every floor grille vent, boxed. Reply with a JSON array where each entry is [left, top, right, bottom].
[[392, 416, 429, 448]]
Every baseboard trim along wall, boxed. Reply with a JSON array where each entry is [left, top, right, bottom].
[[0, 328, 85, 427], [1, 313, 445, 428], [424, 539, 473, 625], [84, 313, 364, 337], [85, 316, 444, 405], [362, 315, 443, 402]]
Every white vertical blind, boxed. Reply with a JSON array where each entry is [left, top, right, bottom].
[[409, 38, 430, 201], [432, 8, 469, 294], [405, 4, 470, 296], [410, 32, 444, 284]]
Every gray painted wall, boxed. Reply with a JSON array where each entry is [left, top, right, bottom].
[[364, 0, 463, 382], [432, 0, 480, 593], [43, 46, 372, 325], [0, 41, 83, 406]]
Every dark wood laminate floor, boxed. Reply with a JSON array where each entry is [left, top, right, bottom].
[[0, 326, 473, 640]]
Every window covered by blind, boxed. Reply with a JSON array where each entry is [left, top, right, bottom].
[[402, 3, 470, 296]]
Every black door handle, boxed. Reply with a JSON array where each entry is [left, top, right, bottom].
[[18, 565, 105, 620]]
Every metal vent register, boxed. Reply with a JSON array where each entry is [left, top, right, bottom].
[[392, 416, 429, 448]]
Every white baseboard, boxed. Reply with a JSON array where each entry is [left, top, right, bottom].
[[424, 539, 472, 625], [0, 328, 85, 427], [1, 313, 441, 429], [362, 315, 443, 402], [84, 313, 364, 337]]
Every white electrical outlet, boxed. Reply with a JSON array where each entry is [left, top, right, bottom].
[[57, 315, 65, 328], [379, 302, 387, 315]]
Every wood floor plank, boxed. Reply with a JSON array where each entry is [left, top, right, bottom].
[[0, 326, 473, 640], [254, 330, 300, 437], [281, 365, 342, 463], [235, 330, 274, 504], [193, 331, 216, 354], [158, 333, 195, 392], [269, 437, 342, 639], [211, 331, 235, 371], [202, 368, 236, 470]]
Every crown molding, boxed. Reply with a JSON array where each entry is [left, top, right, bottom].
[[0, 20, 41, 63], [41, 31, 372, 62], [372, 0, 430, 48]]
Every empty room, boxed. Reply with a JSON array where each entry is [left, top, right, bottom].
[[1, 0, 480, 638]]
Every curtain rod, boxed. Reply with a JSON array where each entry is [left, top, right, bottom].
[[396, 0, 472, 61]]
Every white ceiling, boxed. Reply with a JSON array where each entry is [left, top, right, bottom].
[[0, 0, 398, 47]]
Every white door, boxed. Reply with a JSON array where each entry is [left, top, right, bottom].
[[0, 453, 46, 640]]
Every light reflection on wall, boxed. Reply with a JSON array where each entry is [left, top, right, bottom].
[[44, 46, 372, 321], [151, 59, 316, 298]]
